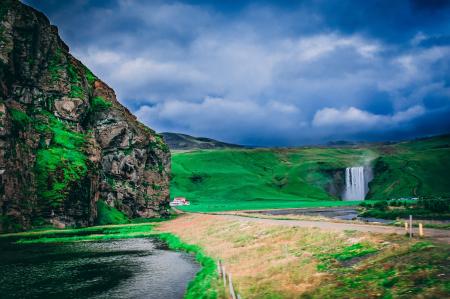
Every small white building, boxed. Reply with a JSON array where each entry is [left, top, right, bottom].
[[170, 197, 190, 206]]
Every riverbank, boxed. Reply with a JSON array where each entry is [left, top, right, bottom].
[[0, 222, 224, 299], [159, 213, 450, 298], [2, 215, 449, 298]]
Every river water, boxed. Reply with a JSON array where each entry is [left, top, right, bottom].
[[0, 238, 199, 299], [248, 207, 392, 223]]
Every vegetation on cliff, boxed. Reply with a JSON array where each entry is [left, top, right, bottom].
[[0, 0, 170, 231], [34, 113, 88, 207]]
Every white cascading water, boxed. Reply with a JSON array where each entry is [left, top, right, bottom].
[[343, 166, 366, 201]]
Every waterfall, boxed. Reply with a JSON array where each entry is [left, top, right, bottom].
[[343, 166, 367, 201]]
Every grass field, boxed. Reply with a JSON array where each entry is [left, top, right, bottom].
[[160, 213, 450, 298], [171, 147, 375, 212], [171, 135, 450, 212]]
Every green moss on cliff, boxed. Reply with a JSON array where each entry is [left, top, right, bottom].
[[90, 96, 111, 112], [67, 63, 84, 98], [95, 200, 129, 225], [152, 134, 170, 153], [34, 114, 88, 207], [84, 66, 97, 85], [9, 108, 30, 129], [48, 48, 64, 82]]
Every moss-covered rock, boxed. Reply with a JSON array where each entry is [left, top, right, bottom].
[[0, 0, 170, 232]]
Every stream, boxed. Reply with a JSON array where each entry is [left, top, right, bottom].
[[248, 207, 393, 224], [0, 238, 199, 299]]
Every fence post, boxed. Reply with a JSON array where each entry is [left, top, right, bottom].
[[222, 265, 227, 288], [229, 273, 236, 299], [409, 215, 413, 238], [404, 221, 408, 233], [419, 223, 424, 237]]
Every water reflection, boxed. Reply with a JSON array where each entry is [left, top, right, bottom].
[[0, 238, 199, 299]]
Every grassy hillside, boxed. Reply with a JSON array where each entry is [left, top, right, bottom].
[[368, 135, 450, 200], [171, 134, 450, 212], [171, 147, 375, 211]]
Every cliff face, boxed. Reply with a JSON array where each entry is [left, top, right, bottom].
[[0, 0, 170, 231]]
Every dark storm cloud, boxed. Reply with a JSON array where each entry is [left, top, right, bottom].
[[23, 0, 450, 146]]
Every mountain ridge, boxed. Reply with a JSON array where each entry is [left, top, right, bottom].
[[161, 132, 243, 150]]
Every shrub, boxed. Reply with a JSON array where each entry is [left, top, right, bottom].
[[373, 200, 388, 211], [419, 198, 450, 212], [95, 200, 129, 225], [9, 108, 30, 129], [84, 67, 97, 84], [90, 96, 112, 113]]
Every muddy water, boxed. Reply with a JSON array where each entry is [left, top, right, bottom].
[[249, 207, 392, 223], [0, 238, 199, 299]]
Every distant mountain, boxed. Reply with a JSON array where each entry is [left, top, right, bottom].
[[161, 132, 243, 150]]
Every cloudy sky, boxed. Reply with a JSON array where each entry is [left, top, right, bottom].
[[25, 0, 450, 146]]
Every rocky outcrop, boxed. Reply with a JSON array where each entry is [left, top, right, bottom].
[[0, 0, 170, 231]]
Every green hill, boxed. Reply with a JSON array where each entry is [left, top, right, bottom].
[[368, 134, 450, 200], [170, 135, 450, 212]]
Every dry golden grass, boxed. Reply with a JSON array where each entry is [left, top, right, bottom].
[[157, 213, 390, 298]]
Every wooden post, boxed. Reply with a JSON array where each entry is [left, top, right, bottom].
[[409, 215, 413, 238], [404, 221, 408, 233], [222, 266, 227, 288], [229, 273, 236, 299], [217, 260, 222, 277], [419, 223, 424, 237]]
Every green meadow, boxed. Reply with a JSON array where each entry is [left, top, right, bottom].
[[170, 135, 450, 212]]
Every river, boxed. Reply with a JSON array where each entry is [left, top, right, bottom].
[[0, 237, 199, 299], [247, 207, 393, 223]]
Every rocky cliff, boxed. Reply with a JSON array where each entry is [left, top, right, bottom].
[[0, 0, 170, 231]]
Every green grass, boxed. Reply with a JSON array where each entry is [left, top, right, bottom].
[[171, 135, 450, 213], [95, 200, 129, 225], [158, 233, 221, 299], [368, 135, 450, 200], [315, 242, 379, 271], [171, 148, 374, 212], [305, 240, 450, 298]]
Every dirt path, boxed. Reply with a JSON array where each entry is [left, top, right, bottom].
[[218, 214, 450, 243]]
